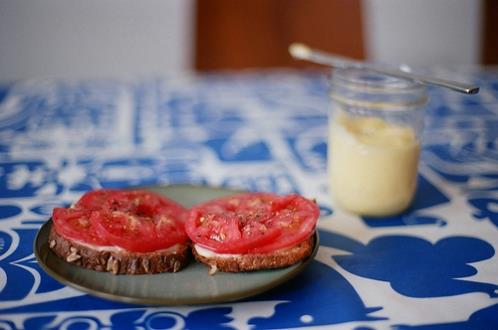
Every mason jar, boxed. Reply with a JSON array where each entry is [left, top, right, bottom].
[[328, 67, 428, 217]]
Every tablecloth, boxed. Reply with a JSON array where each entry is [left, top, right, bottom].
[[0, 69, 497, 329]]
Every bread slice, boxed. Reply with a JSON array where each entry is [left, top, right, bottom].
[[192, 234, 315, 274], [48, 226, 190, 275]]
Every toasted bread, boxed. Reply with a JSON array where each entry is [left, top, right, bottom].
[[191, 235, 315, 274], [48, 226, 190, 274]]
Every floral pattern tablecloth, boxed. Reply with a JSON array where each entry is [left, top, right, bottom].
[[0, 69, 497, 329]]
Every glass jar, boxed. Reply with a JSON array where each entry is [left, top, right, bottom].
[[328, 67, 428, 217]]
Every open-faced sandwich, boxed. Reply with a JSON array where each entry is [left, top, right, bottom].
[[49, 189, 190, 274], [185, 192, 319, 274]]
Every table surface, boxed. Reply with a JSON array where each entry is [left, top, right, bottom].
[[0, 69, 497, 329]]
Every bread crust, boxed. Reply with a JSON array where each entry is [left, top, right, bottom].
[[48, 226, 190, 274], [192, 235, 315, 273]]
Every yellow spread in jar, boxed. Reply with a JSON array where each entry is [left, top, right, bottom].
[[328, 112, 420, 216]]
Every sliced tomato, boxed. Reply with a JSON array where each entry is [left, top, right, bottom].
[[89, 190, 189, 252], [250, 195, 319, 253], [75, 189, 119, 211], [89, 211, 157, 252], [185, 192, 319, 254], [52, 207, 109, 246], [53, 189, 189, 253]]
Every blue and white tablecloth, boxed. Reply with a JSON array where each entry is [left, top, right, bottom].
[[0, 69, 497, 329]]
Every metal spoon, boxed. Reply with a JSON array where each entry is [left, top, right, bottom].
[[289, 43, 479, 95]]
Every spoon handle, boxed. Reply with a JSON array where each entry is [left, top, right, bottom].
[[292, 44, 479, 95], [369, 67, 479, 94]]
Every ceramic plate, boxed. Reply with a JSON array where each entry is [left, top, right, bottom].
[[34, 184, 319, 305]]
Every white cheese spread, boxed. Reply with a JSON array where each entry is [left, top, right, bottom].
[[74, 239, 181, 254], [194, 244, 242, 259]]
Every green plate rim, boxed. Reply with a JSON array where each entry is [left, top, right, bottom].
[[33, 184, 320, 306]]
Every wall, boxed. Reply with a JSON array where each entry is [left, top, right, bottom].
[[363, 0, 483, 67], [0, 0, 193, 82], [0, 0, 485, 82]]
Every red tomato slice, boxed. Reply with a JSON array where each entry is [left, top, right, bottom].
[[90, 190, 189, 252], [75, 189, 119, 211], [90, 210, 163, 252], [52, 207, 109, 246], [185, 192, 319, 254], [53, 189, 188, 253], [250, 195, 319, 253]]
